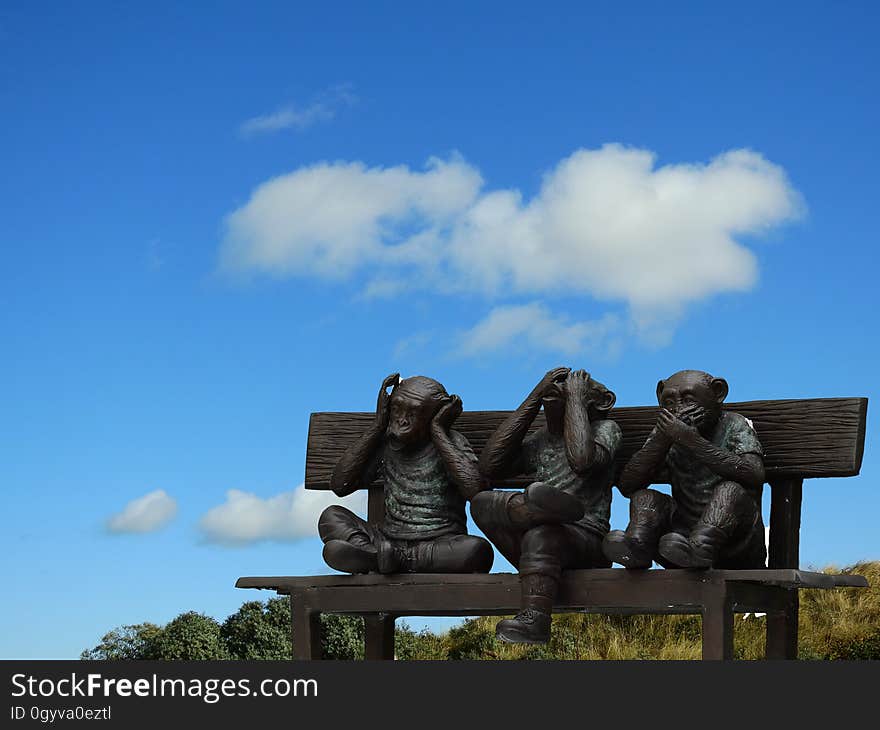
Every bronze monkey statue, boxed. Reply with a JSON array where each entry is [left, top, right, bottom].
[[319, 373, 494, 574], [604, 370, 766, 569], [472, 367, 621, 643]]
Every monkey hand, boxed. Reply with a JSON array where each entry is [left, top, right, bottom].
[[678, 402, 706, 428], [534, 366, 571, 401], [376, 372, 400, 429], [563, 369, 592, 400], [657, 408, 700, 448], [433, 394, 463, 433]]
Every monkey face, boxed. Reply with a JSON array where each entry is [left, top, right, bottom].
[[386, 392, 437, 447], [656, 370, 728, 435]]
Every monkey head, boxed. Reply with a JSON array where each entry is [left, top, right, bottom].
[[656, 370, 729, 436], [386, 375, 449, 448], [583, 376, 617, 421], [543, 369, 617, 427]]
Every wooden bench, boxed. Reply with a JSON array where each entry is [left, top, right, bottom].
[[237, 397, 869, 660]]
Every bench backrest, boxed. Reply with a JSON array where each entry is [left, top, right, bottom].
[[306, 398, 867, 489], [304, 397, 867, 569]]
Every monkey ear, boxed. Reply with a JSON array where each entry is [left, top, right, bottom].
[[595, 389, 616, 412], [710, 377, 729, 403], [656, 379, 666, 403]]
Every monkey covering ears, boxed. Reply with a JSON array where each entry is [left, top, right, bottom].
[[319, 373, 494, 575], [604, 370, 767, 570], [472, 368, 621, 644]]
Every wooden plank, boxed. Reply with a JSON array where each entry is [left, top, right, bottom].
[[364, 614, 396, 660], [236, 568, 866, 593], [290, 592, 321, 660], [701, 582, 733, 660], [304, 397, 868, 489], [769, 479, 803, 569], [311, 580, 702, 615], [766, 590, 800, 660], [264, 572, 823, 618], [728, 582, 789, 615]]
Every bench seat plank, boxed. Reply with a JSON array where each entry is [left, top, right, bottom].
[[237, 569, 866, 619], [237, 568, 868, 593]]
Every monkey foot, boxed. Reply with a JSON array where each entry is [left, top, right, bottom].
[[602, 530, 654, 569], [495, 609, 551, 644], [657, 532, 714, 569], [322, 539, 379, 574], [524, 482, 585, 523]]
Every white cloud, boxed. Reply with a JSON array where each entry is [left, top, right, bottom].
[[106, 489, 177, 534], [240, 84, 356, 136], [220, 156, 482, 278], [199, 484, 367, 546], [219, 144, 803, 350], [458, 303, 622, 357]]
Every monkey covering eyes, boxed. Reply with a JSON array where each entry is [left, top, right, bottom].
[[604, 370, 766, 570], [318, 373, 494, 575], [471, 368, 622, 644]]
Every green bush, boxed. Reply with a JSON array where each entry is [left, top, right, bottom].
[[80, 623, 162, 660], [221, 598, 290, 660], [320, 614, 364, 659], [149, 612, 229, 660]]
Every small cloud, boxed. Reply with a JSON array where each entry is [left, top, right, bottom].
[[106, 489, 177, 534], [199, 484, 367, 546], [240, 84, 356, 137], [458, 303, 622, 358]]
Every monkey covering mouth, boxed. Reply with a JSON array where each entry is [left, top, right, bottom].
[[604, 369, 766, 571]]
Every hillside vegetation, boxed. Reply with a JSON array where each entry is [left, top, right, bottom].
[[82, 562, 879, 660]]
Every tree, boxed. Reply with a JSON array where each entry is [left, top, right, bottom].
[[149, 611, 229, 660], [80, 623, 162, 660], [221, 598, 291, 660], [320, 614, 364, 660]]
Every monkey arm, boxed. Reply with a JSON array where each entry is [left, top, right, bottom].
[[433, 428, 487, 500], [618, 431, 672, 497], [686, 439, 765, 491], [329, 424, 383, 497], [478, 389, 542, 479], [563, 393, 595, 475]]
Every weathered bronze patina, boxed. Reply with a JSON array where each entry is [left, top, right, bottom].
[[318, 373, 493, 574], [240, 392, 868, 660], [604, 370, 766, 570], [472, 368, 621, 644]]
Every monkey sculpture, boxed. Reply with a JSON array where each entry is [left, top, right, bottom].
[[471, 368, 621, 644], [603, 369, 766, 570], [319, 373, 494, 574]]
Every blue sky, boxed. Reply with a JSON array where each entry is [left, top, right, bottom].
[[1, 1, 878, 658]]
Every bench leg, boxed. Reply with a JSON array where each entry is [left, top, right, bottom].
[[291, 594, 321, 660], [766, 589, 799, 660], [364, 614, 396, 660], [702, 585, 733, 660]]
